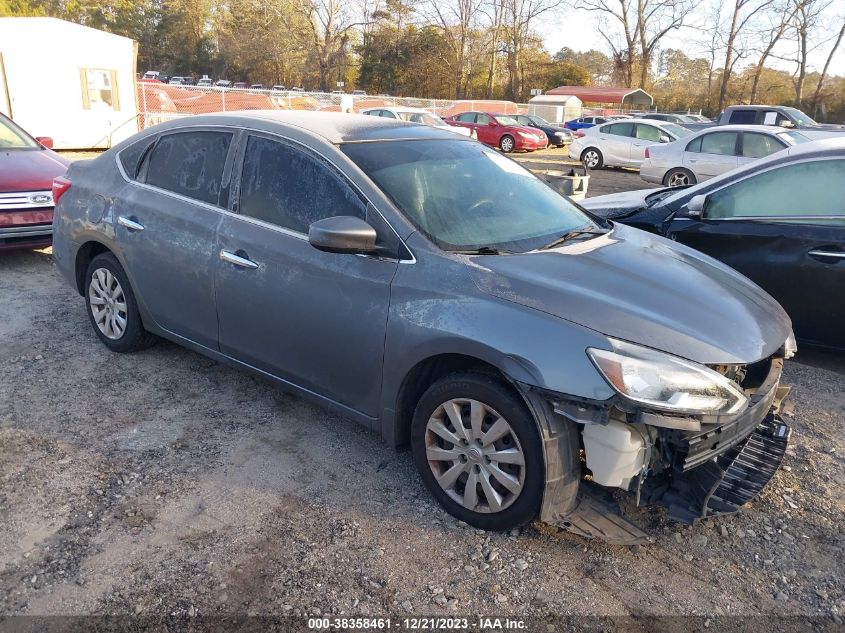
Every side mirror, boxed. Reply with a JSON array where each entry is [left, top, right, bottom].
[[308, 216, 377, 254], [685, 194, 708, 219], [35, 136, 54, 149], [659, 135, 671, 143], [488, 121, 497, 127]]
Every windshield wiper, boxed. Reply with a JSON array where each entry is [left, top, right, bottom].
[[450, 246, 513, 255], [539, 228, 608, 250]]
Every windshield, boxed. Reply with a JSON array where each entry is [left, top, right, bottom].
[[342, 140, 600, 253], [782, 131, 811, 145], [495, 115, 519, 126], [0, 116, 39, 149], [528, 116, 549, 126], [397, 112, 444, 127], [662, 123, 693, 138], [783, 107, 817, 126]]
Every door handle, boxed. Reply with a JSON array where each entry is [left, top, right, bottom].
[[220, 249, 259, 269], [808, 249, 845, 260], [117, 216, 145, 232]]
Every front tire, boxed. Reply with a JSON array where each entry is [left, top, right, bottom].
[[663, 167, 697, 187], [581, 147, 603, 169], [85, 253, 156, 353], [499, 135, 515, 153], [411, 372, 544, 531]]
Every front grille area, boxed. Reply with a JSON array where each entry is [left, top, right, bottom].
[[675, 357, 783, 471], [0, 190, 54, 210]]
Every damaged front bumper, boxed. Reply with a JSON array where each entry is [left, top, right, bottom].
[[524, 356, 792, 545]]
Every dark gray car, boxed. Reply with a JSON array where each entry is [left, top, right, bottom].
[[52, 111, 795, 543]]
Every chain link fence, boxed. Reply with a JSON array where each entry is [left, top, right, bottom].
[[137, 81, 530, 130]]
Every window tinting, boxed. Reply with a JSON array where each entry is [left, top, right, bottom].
[[381, 110, 397, 119], [706, 160, 845, 221], [119, 137, 155, 179], [476, 114, 492, 125], [456, 112, 476, 122], [700, 132, 738, 156], [686, 136, 703, 152], [145, 131, 232, 205], [605, 122, 634, 137], [239, 136, 366, 234], [741, 132, 786, 158]]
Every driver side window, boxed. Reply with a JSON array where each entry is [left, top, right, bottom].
[[706, 159, 845, 222]]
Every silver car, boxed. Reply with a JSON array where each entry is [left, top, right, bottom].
[[568, 118, 692, 169], [52, 111, 794, 543], [641, 124, 811, 186]]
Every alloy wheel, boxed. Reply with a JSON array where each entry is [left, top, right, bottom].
[[89, 268, 128, 340], [667, 171, 691, 186], [424, 398, 526, 513], [582, 150, 599, 168], [500, 137, 514, 152]]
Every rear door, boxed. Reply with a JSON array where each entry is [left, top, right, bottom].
[[475, 113, 497, 145], [683, 131, 739, 179], [116, 128, 234, 348], [667, 158, 845, 349]]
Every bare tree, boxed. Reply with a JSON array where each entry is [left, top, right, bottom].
[[421, 0, 483, 98], [296, 0, 367, 91], [748, 0, 795, 103], [480, 0, 506, 98], [716, 0, 775, 111], [810, 17, 845, 116], [786, 0, 831, 105], [578, 0, 694, 89], [500, 0, 564, 99]]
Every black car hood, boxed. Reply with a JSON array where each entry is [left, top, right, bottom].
[[580, 189, 662, 219], [467, 224, 791, 364]]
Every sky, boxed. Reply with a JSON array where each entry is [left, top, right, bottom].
[[537, 8, 845, 79]]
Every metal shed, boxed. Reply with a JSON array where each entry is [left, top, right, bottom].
[[527, 94, 583, 124], [0, 17, 139, 149], [545, 86, 653, 109]]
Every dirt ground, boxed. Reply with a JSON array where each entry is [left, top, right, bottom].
[[0, 153, 843, 625]]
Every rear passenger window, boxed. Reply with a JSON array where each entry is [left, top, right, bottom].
[[119, 137, 156, 180], [239, 136, 366, 234], [145, 131, 232, 205], [742, 132, 785, 158], [635, 124, 662, 141]]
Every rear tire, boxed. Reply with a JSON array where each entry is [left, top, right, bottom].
[[581, 147, 603, 169], [663, 167, 697, 187], [84, 253, 156, 353], [499, 135, 515, 153], [411, 371, 544, 531]]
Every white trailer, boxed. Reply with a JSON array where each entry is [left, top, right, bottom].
[[527, 94, 583, 124], [0, 17, 139, 149]]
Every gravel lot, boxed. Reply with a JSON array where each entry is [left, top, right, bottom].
[[0, 152, 842, 623]]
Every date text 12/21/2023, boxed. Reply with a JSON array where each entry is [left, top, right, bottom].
[[307, 617, 528, 630]]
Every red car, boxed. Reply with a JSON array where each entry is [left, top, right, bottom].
[[444, 111, 548, 153], [0, 113, 69, 251]]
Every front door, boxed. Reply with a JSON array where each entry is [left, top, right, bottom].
[[596, 122, 634, 166], [668, 157, 845, 349], [683, 131, 739, 179], [215, 133, 398, 416], [115, 129, 234, 348]]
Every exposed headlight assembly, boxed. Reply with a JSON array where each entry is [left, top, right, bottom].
[[587, 339, 748, 416], [783, 331, 797, 359]]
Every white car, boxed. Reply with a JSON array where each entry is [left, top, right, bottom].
[[640, 124, 811, 186], [361, 107, 476, 139], [568, 118, 692, 169]]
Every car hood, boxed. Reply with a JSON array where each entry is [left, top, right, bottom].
[[0, 149, 69, 193], [467, 223, 791, 364], [580, 189, 663, 219], [509, 126, 546, 136]]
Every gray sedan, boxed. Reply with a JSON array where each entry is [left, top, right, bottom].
[[53, 111, 794, 543], [640, 124, 810, 186]]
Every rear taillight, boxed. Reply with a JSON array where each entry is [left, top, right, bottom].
[[573, 131, 585, 138], [644, 147, 650, 159], [52, 176, 71, 205]]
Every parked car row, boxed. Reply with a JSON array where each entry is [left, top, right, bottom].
[[49, 111, 798, 544]]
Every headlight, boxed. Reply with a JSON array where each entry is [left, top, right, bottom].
[[587, 339, 748, 416], [554, 131, 565, 137]]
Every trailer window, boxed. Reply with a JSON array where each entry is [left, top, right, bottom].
[[81, 69, 120, 111]]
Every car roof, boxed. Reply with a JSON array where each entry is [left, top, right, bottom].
[[362, 106, 429, 114], [690, 124, 795, 133], [152, 110, 463, 144]]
